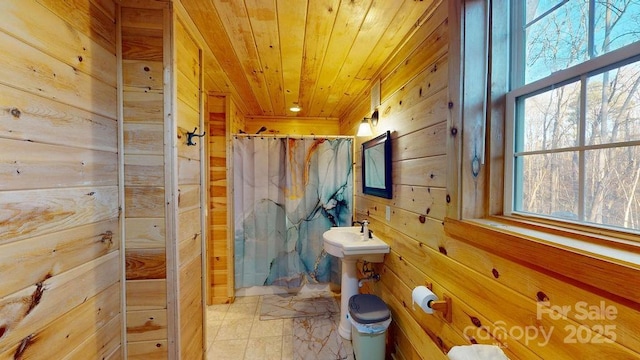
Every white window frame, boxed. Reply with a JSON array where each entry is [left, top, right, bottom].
[[504, 1, 640, 232]]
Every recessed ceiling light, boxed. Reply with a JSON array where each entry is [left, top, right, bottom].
[[290, 104, 301, 112]]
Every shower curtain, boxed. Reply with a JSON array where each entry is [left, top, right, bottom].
[[233, 136, 353, 289]]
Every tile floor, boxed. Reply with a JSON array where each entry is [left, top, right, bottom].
[[205, 296, 293, 360], [205, 295, 353, 360]]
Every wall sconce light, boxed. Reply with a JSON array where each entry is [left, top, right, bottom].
[[370, 109, 379, 127], [357, 118, 372, 137], [357, 110, 379, 137]]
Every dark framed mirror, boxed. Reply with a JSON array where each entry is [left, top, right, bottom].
[[362, 130, 392, 199]]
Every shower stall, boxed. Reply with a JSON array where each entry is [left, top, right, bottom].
[[232, 135, 354, 295]]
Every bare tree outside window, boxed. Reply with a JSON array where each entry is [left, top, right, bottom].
[[511, 0, 640, 231]]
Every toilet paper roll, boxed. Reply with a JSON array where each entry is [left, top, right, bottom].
[[412, 286, 438, 314]]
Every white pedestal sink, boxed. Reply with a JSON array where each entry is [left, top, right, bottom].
[[323, 226, 390, 340]]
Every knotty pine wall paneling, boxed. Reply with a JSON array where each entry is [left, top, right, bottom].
[[207, 92, 246, 304], [343, 3, 453, 358], [207, 93, 247, 305], [0, 0, 121, 358], [173, 0, 253, 116], [174, 8, 205, 358], [342, 1, 640, 359], [244, 116, 340, 136], [121, 1, 169, 358], [208, 94, 231, 304]]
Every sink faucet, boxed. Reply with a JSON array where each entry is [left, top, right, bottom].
[[353, 220, 373, 239], [361, 220, 370, 240]]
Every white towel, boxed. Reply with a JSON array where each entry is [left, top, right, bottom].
[[447, 345, 509, 360]]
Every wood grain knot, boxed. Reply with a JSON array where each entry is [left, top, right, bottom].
[[10, 108, 21, 118], [470, 316, 482, 327], [450, 127, 458, 136], [492, 268, 500, 278], [438, 246, 447, 255], [446, 194, 451, 203], [27, 283, 45, 315], [448, 101, 454, 109], [143, 66, 150, 72], [14, 334, 34, 359], [418, 215, 426, 223], [426, 208, 431, 215], [470, 337, 478, 344], [537, 291, 549, 302], [101, 231, 113, 246], [128, 320, 162, 334], [78, 56, 83, 62]]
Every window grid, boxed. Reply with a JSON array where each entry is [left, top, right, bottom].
[[524, 0, 570, 29], [578, 74, 587, 223], [506, 1, 640, 233]]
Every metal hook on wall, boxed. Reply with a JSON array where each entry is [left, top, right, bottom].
[[186, 127, 206, 146]]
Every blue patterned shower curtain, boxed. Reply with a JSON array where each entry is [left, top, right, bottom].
[[233, 136, 353, 289]]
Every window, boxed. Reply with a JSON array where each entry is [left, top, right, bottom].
[[506, 1, 640, 232]]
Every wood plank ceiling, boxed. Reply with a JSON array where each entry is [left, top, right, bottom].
[[180, 0, 438, 118]]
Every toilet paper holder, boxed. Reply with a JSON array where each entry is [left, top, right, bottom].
[[425, 282, 452, 323], [428, 296, 452, 323]]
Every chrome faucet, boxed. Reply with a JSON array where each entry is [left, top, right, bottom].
[[353, 220, 373, 239], [361, 220, 372, 240]]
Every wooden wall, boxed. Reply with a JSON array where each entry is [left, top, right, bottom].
[[121, 1, 170, 358], [245, 116, 340, 136], [174, 0, 253, 116], [207, 94, 246, 305], [1, 1, 208, 359], [174, 12, 204, 359], [342, 1, 451, 358], [122, 1, 207, 357], [0, 0, 122, 358], [343, 1, 640, 359], [207, 95, 234, 305]]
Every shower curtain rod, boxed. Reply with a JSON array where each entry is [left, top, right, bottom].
[[233, 133, 354, 140]]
